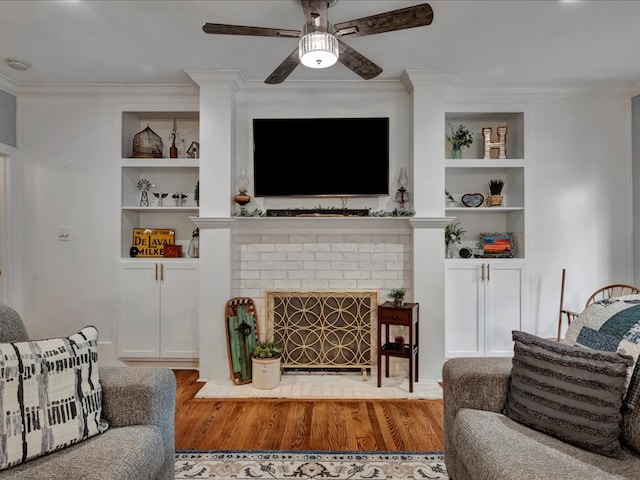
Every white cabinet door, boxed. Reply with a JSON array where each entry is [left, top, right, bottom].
[[119, 262, 161, 357], [484, 263, 524, 356], [446, 261, 525, 358], [160, 262, 199, 358], [445, 263, 484, 357], [119, 261, 198, 359]]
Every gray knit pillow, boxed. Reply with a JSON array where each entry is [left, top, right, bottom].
[[504, 330, 633, 458]]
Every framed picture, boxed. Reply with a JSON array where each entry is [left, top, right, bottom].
[[461, 193, 484, 208], [479, 232, 514, 258]]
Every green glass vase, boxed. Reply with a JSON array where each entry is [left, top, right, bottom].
[[451, 144, 462, 159]]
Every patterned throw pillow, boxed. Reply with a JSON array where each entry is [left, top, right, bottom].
[[505, 330, 632, 458], [564, 295, 640, 410], [0, 326, 108, 470]]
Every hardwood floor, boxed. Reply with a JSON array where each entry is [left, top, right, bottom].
[[174, 370, 444, 452]]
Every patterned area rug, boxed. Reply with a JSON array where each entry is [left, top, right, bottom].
[[175, 450, 448, 479]]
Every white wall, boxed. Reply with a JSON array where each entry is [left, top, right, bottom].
[[8, 82, 633, 369], [525, 94, 632, 337]]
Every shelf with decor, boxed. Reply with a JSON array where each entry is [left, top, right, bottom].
[[120, 164, 199, 259], [119, 110, 200, 261], [444, 111, 526, 260]]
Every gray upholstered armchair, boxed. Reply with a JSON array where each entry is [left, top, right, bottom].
[[0, 302, 176, 480]]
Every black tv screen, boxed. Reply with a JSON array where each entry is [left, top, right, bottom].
[[253, 117, 389, 197]]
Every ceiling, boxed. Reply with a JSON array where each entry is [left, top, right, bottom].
[[1, 0, 640, 89]]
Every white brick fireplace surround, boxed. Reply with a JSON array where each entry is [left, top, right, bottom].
[[193, 216, 449, 382], [188, 70, 449, 383]]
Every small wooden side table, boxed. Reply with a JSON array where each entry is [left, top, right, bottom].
[[377, 301, 419, 392]]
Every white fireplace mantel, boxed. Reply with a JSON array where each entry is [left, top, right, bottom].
[[190, 216, 454, 233]]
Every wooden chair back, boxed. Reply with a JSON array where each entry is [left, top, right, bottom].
[[557, 276, 640, 341], [583, 284, 640, 308]]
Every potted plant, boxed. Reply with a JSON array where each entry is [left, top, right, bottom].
[[446, 123, 473, 159], [445, 222, 466, 258], [388, 287, 407, 307], [194, 180, 199, 207], [252, 341, 283, 390], [488, 179, 505, 207]]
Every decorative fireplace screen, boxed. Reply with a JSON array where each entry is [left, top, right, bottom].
[[266, 290, 377, 377]]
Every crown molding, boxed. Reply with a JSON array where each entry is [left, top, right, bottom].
[[186, 69, 406, 94], [3, 71, 636, 99], [13, 83, 199, 98], [445, 82, 632, 99], [184, 69, 245, 92], [401, 70, 460, 92], [0, 74, 18, 96]]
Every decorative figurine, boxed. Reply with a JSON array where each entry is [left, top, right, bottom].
[[153, 192, 169, 207], [187, 141, 199, 159], [171, 192, 188, 207], [482, 126, 508, 159], [137, 179, 154, 207]]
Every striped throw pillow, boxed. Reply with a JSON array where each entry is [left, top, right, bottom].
[[504, 330, 632, 458], [0, 326, 109, 470]]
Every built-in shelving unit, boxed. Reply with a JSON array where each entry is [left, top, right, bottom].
[[444, 110, 528, 359], [119, 111, 199, 259], [117, 109, 200, 362], [444, 112, 526, 259]]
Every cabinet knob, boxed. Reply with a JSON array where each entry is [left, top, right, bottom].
[[392, 315, 398, 319]]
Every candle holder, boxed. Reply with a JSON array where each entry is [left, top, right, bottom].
[[395, 167, 410, 210]]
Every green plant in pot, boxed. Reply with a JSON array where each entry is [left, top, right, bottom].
[[388, 287, 407, 307], [252, 341, 283, 359], [488, 179, 505, 207]]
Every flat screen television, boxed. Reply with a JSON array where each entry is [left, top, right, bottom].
[[253, 117, 389, 197]]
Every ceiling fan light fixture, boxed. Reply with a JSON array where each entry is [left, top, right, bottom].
[[298, 31, 339, 69]]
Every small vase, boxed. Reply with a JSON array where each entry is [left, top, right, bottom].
[[451, 144, 462, 159], [393, 298, 404, 307], [169, 140, 178, 159], [446, 243, 455, 259]]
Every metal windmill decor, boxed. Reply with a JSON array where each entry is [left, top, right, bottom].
[[137, 179, 153, 207]]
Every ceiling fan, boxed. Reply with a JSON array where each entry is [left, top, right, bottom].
[[202, 0, 433, 84]]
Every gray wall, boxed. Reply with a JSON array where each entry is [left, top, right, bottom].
[[634, 94, 640, 284], [0, 89, 17, 147]]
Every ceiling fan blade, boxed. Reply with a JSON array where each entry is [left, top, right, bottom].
[[334, 3, 433, 38], [337, 40, 382, 80], [301, 0, 329, 30], [202, 23, 300, 38], [265, 48, 301, 84]]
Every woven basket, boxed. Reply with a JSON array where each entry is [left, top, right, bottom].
[[489, 195, 503, 207]]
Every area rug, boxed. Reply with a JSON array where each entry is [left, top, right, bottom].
[[195, 372, 443, 400], [175, 450, 448, 479]]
